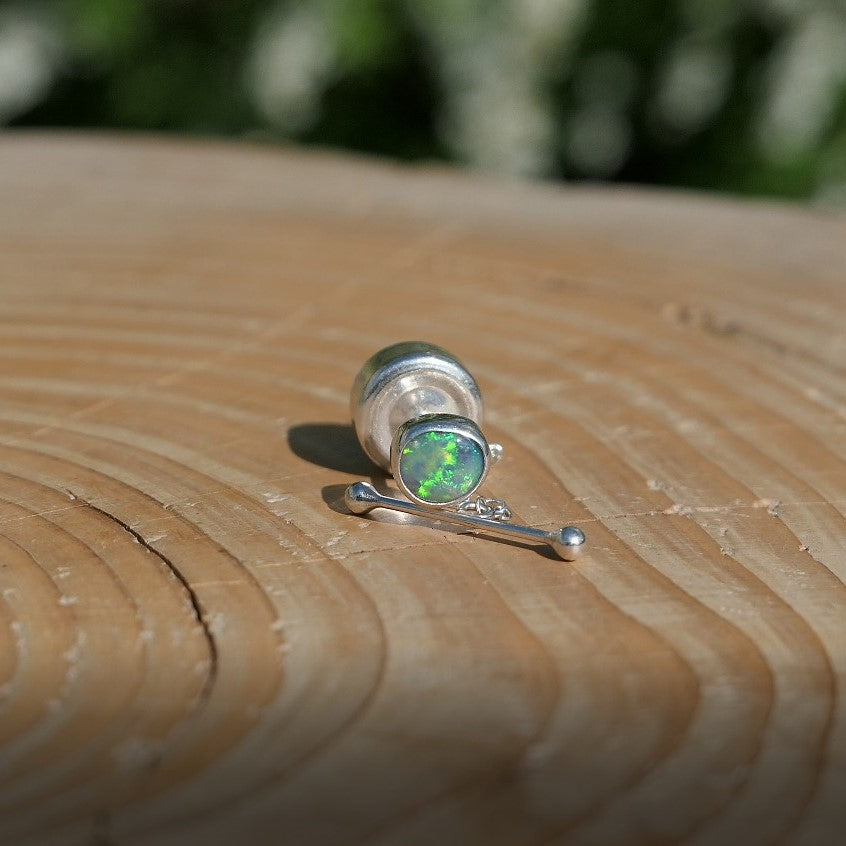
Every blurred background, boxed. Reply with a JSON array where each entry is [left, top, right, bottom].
[[1, 0, 845, 204]]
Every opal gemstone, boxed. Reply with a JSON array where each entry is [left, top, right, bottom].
[[399, 430, 485, 503]]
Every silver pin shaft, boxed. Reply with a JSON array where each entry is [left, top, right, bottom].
[[344, 482, 585, 561]]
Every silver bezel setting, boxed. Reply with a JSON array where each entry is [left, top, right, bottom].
[[390, 413, 491, 508]]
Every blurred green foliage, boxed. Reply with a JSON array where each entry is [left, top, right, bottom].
[[2, 0, 845, 202]]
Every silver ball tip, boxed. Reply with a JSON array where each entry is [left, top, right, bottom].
[[344, 482, 379, 515], [552, 526, 586, 561]]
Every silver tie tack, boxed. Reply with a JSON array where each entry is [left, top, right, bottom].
[[346, 341, 586, 561], [346, 481, 586, 561]]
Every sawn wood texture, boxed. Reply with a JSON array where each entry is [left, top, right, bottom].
[[0, 134, 845, 845]]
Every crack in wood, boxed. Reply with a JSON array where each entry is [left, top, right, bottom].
[[76, 496, 219, 707]]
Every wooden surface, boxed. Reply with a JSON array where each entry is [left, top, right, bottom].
[[1, 134, 845, 846]]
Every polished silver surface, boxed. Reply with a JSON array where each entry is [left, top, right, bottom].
[[345, 482, 586, 562], [350, 341, 484, 471], [552, 526, 587, 561], [390, 413, 490, 507]]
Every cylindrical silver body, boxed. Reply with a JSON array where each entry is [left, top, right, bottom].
[[350, 341, 484, 471]]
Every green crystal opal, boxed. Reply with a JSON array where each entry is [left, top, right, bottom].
[[399, 430, 485, 503]]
